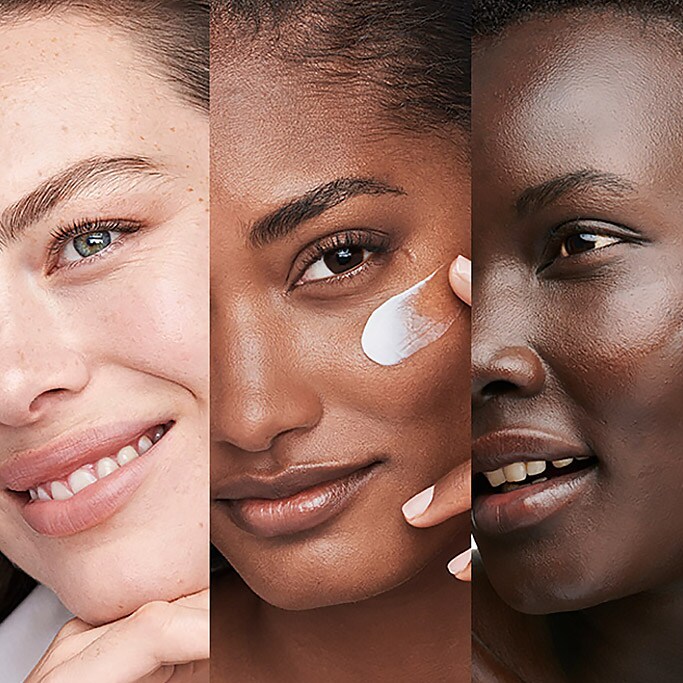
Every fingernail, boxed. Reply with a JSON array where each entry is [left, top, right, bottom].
[[447, 548, 471, 577], [402, 485, 435, 521], [453, 255, 471, 283]]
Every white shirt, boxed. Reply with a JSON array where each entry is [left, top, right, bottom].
[[0, 585, 72, 682]]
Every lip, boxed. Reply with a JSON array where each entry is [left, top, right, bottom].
[[214, 461, 381, 538], [473, 464, 597, 535], [1, 421, 173, 537], [472, 427, 591, 474]]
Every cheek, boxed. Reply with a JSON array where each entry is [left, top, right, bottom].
[[58, 240, 209, 397]]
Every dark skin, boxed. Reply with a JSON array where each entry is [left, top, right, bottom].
[[210, 55, 471, 682], [472, 11, 683, 683]]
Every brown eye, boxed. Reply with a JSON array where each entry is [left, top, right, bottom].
[[300, 245, 372, 283], [322, 246, 365, 274], [560, 233, 620, 257]]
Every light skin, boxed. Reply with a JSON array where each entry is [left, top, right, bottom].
[[0, 11, 208, 677], [472, 10, 683, 682], [210, 53, 470, 681]]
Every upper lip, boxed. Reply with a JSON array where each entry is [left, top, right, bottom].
[[472, 428, 592, 474], [0, 420, 168, 491], [213, 461, 380, 501]]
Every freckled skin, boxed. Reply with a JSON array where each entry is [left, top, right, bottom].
[[472, 11, 683, 682], [0, 14, 209, 625], [210, 52, 471, 681]]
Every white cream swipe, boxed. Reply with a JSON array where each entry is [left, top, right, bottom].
[[361, 268, 454, 366]]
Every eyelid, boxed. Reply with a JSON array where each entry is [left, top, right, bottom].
[[46, 218, 143, 274], [538, 219, 645, 273], [289, 228, 392, 288]]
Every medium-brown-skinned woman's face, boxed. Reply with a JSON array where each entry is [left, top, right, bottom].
[[210, 59, 470, 609], [472, 13, 683, 614]]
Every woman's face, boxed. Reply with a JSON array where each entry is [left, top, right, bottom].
[[472, 14, 683, 614], [0, 15, 209, 624], [211, 59, 470, 609]]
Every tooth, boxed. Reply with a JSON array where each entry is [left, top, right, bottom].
[[151, 425, 165, 443], [37, 486, 51, 501], [137, 435, 153, 454], [68, 468, 97, 494], [116, 445, 139, 466], [503, 462, 527, 482], [526, 461, 547, 476], [552, 458, 574, 468], [51, 481, 73, 500], [96, 457, 119, 479], [484, 469, 506, 487], [576, 456, 590, 461], [29, 489, 38, 501]]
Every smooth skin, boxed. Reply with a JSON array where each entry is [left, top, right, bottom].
[[0, 10, 209, 679], [26, 591, 209, 683], [403, 255, 472, 582], [210, 49, 471, 681], [472, 10, 683, 682]]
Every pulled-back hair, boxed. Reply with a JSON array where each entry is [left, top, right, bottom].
[[474, 0, 683, 36], [212, 0, 470, 133], [0, 0, 209, 110]]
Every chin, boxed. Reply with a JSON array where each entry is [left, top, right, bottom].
[[225, 519, 464, 612]]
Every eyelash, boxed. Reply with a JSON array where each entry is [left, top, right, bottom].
[[47, 218, 143, 273], [538, 221, 642, 273], [290, 229, 393, 289]]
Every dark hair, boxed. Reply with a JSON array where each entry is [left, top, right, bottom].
[[0, 555, 35, 624], [474, 0, 683, 36], [0, 0, 209, 110], [211, 0, 470, 133]]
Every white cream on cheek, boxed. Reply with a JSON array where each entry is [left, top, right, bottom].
[[361, 267, 455, 366]]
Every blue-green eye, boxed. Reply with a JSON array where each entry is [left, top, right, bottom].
[[62, 230, 121, 262], [560, 233, 621, 258]]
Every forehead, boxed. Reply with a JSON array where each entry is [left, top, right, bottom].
[[473, 12, 683, 192], [0, 13, 199, 206]]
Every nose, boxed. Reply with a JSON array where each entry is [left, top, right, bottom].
[[0, 294, 90, 428], [472, 277, 546, 408], [211, 302, 322, 452]]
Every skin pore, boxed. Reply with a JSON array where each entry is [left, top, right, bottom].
[[210, 51, 470, 682], [0, 11, 208, 626], [472, 10, 683, 682]]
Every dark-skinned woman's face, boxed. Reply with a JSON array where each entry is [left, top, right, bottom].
[[210, 59, 470, 610], [472, 13, 683, 614]]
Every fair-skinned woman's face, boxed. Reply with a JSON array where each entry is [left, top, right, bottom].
[[210, 59, 470, 610], [0, 14, 208, 625]]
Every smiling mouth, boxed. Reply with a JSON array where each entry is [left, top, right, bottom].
[[475, 455, 597, 496], [17, 422, 173, 503]]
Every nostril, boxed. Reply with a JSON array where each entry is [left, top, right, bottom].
[[481, 380, 518, 399]]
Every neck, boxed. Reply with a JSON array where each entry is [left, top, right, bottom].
[[554, 579, 683, 682], [215, 547, 470, 682]]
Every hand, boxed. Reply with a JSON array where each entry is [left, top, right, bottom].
[[27, 589, 209, 683], [401, 255, 472, 582]]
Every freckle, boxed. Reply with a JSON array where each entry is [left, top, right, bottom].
[[198, 197, 204, 203], [61, 125, 68, 133], [139, 135, 145, 141], [170, 127, 176, 132], [187, 187, 194, 192]]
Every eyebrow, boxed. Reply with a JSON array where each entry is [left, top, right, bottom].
[[516, 169, 635, 217], [249, 177, 406, 247], [0, 156, 166, 247]]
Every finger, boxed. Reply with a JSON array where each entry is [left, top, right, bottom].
[[448, 548, 472, 582], [43, 601, 209, 683], [449, 255, 471, 306], [402, 459, 471, 527]]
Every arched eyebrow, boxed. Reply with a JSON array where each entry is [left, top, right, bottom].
[[249, 177, 405, 247], [516, 169, 635, 217], [0, 156, 168, 247]]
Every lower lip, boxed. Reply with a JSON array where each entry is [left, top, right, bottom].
[[17, 429, 172, 537], [473, 465, 597, 536], [225, 465, 379, 538]]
